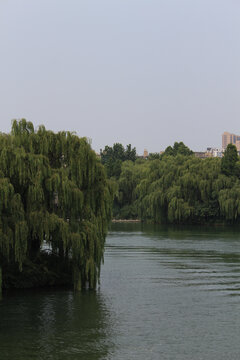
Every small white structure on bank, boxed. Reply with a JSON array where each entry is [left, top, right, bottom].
[[206, 148, 223, 158]]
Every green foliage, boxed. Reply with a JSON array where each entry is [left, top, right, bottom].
[[104, 140, 240, 224], [99, 139, 240, 225], [221, 144, 240, 176], [113, 160, 148, 219], [0, 119, 113, 292], [100, 143, 136, 178], [148, 153, 162, 160], [163, 142, 194, 157]]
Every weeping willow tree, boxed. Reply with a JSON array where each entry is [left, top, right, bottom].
[[0, 119, 113, 293], [134, 152, 240, 224], [105, 141, 240, 224]]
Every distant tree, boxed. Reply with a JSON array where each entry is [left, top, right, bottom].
[[112, 143, 125, 161], [221, 144, 239, 176], [148, 152, 161, 160], [163, 142, 193, 157], [100, 143, 136, 178], [113, 160, 148, 219], [125, 144, 137, 162], [164, 146, 174, 156]]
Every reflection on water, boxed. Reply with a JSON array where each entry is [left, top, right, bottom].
[[1, 223, 240, 360], [0, 290, 112, 360]]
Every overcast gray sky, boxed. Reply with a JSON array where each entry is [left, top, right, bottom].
[[0, 0, 239, 154]]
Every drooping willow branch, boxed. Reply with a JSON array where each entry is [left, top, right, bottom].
[[0, 119, 114, 292]]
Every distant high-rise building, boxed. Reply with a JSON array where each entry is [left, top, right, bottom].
[[236, 140, 240, 152], [222, 132, 240, 151]]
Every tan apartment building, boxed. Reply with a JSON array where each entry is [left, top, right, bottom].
[[222, 132, 240, 151], [143, 149, 149, 158]]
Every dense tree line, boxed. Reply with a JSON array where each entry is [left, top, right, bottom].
[[0, 120, 113, 294], [101, 142, 240, 224]]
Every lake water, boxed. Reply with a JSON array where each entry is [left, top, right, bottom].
[[1, 223, 240, 359]]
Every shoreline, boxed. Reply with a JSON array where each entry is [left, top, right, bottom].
[[111, 219, 235, 226], [111, 219, 141, 223]]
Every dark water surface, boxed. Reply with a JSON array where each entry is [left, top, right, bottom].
[[1, 223, 240, 359]]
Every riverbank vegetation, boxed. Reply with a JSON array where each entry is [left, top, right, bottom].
[[1, 120, 240, 294], [101, 142, 240, 224], [0, 120, 113, 293]]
